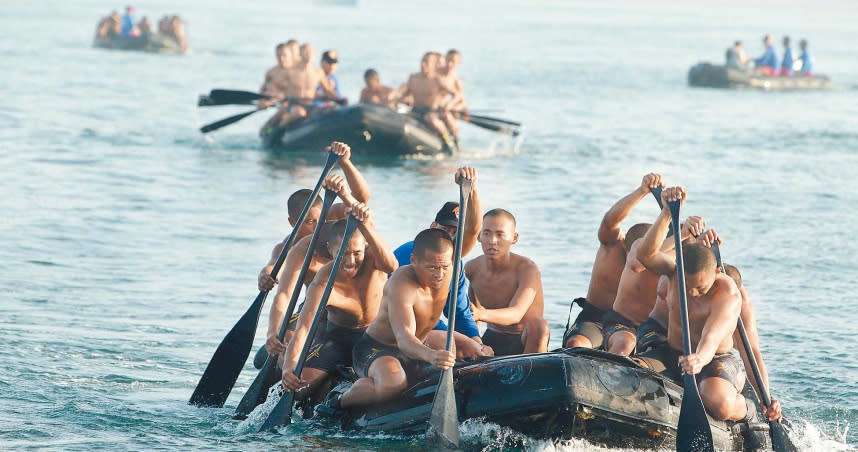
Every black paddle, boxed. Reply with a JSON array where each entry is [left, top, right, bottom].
[[198, 89, 272, 107], [711, 243, 798, 452], [426, 177, 473, 449], [233, 188, 338, 419], [668, 199, 715, 452], [189, 151, 340, 407], [259, 214, 360, 432], [199, 97, 349, 134]]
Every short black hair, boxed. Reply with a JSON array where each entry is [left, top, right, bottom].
[[682, 243, 716, 275], [625, 223, 651, 253], [783, 35, 791, 46], [364, 68, 378, 80], [287, 189, 321, 219], [413, 228, 454, 260], [328, 219, 348, 242], [483, 208, 516, 227], [724, 263, 742, 287], [276, 42, 286, 52], [446, 49, 460, 57]]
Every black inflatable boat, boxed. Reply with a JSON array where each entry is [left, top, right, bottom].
[[259, 104, 449, 157], [688, 62, 833, 90], [303, 348, 776, 451], [93, 33, 185, 54]]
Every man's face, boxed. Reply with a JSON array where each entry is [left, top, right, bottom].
[[478, 215, 517, 256], [446, 54, 460, 69], [294, 205, 321, 238], [278, 48, 291, 67], [365, 75, 380, 89], [685, 270, 716, 298], [329, 233, 367, 279], [412, 248, 453, 289]]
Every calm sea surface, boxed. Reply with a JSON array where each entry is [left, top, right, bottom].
[[2, 0, 857, 450]]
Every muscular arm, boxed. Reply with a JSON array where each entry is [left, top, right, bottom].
[[695, 282, 742, 362], [637, 208, 677, 275], [461, 181, 481, 256], [316, 70, 341, 100], [266, 238, 311, 338], [281, 268, 329, 370], [339, 159, 371, 204], [472, 265, 541, 326], [733, 285, 770, 396], [388, 282, 436, 362], [598, 187, 648, 245], [357, 219, 398, 274]]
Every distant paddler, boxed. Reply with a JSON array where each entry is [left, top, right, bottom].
[[313, 50, 346, 110], [259, 42, 292, 109], [359, 69, 397, 108], [396, 52, 459, 152]]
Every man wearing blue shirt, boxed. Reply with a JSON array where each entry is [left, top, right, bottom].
[[780, 36, 794, 76], [754, 35, 780, 76], [314, 50, 345, 109], [798, 39, 814, 76], [393, 167, 493, 359], [120, 6, 136, 37]]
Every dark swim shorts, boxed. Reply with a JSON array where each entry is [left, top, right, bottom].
[[601, 310, 639, 344], [303, 322, 366, 373], [563, 297, 607, 349], [635, 317, 668, 353], [482, 329, 525, 357], [635, 344, 744, 389], [351, 333, 427, 379]]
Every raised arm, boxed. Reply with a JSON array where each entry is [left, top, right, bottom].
[[470, 263, 541, 326], [329, 142, 371, 203], [598, 173, 664, 245], [456, 167, 481, 256], [349, 202, 398, 274], [264, 236, 312, 355], [280, 264, 329, 390], [637, 187, 685, 276]]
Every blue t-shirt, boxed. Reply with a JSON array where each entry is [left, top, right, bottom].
[[393, 241, 481, 338], [798, 51, 814, 74], [755, 45, 780, 71], [121, 13, 135, 36], [314, 74, 342, 107], [781, 48, 794, 74]]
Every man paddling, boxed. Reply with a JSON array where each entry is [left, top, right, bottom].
[[397, 52, 459, 152], [274, 44, 343, 127], [258, 143, 371, 359], [313, 50, 345, 110], [280, 193, 398, 405], [466, 209, 549, 355], [634, 187, 751, 422], [394, 168, 491, 360], [437, 49, 467, 143], [359, 69, 397, 107], [317, 228, 459, 415], [603, 215, 705, 355], [564, 173, 665, 349], [260, 43, 292, 108]]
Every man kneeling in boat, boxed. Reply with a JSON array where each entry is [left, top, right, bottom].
[[280, 197, 398, 406], [467, 209, 549, 356], [317, 228, 458, 415], [397, 52, 459, 152], [564, 173, 665, 349], [633, 187, 750, 422], [265, 44, 343, 130]]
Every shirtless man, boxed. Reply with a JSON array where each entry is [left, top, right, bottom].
[[437, 49, 467, 138], [169, 16, 188, 52], [633, 187, 749, 422], [359, 69, 396, 107], [316, 228, 458, 414], [395, 168, 490, 360], [397, 52, 459, 152], [260, 43, 291, 107], [274, 44, 343, 127], [256, 144, 371, 362], [603, 215, 705, 355], [564, 173, 665, 349], [467, 209, 549, 355], [280, 194, 398, 404]]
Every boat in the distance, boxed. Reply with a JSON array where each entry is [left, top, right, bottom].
[[688, 62, 833, 90], [93, 33, 186, 55], [265, 348, 779, 451], [260, 104, 450, 157]]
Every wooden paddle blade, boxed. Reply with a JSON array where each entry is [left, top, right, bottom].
[[677, 373, 715, 452], [259, 390, 295, 432], [189, 290, 268, 406], [234, 356, 279, 418], [770, 419, 799, 452], [427, 369, 459, 448], [200, 109, 259, 134]]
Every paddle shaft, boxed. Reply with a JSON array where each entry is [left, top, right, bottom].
[[445, 178, 472, 348], [233, 188, 338, 418], [260, 214, 360, 431]]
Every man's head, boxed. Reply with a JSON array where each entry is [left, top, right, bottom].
[[800, 39, 808, 51], [364, 68, 380, 89], [428, 52, 443, 73], [682, 243, 717, 297], [783, 36, 791, 47], [479, 209, 518, 257], [734, 40, 743, 49], [625, 223, 652, 253], [321, 50, 339, 76], [420, 52, 434, 75], [445, 49, 461, 70], [126, 6, 134, 14], [276, 42, 290, 66], [299, 43, 314, 64], [287, 189, 322, 237], [763, 34, 773, 46], [410, 228, 455, 289], [430, 201, 459, 237], [724, 263, 742, 288], [326, 219, 367, 279]]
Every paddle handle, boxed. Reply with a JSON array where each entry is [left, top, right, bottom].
[[444, 178, 473, 349], [293, 215, 360, 376]]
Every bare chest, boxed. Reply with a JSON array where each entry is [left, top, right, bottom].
[[471, 271, 518, 309]]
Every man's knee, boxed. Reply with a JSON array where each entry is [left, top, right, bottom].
[[565, 335, 592, 348], [700, 378, 745, 421], [369, 357, 408, 395]]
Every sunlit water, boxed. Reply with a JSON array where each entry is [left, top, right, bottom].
[[1, 0, 857, 450]]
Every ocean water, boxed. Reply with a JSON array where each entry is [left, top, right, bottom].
[[1, 0, 857, 450]]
